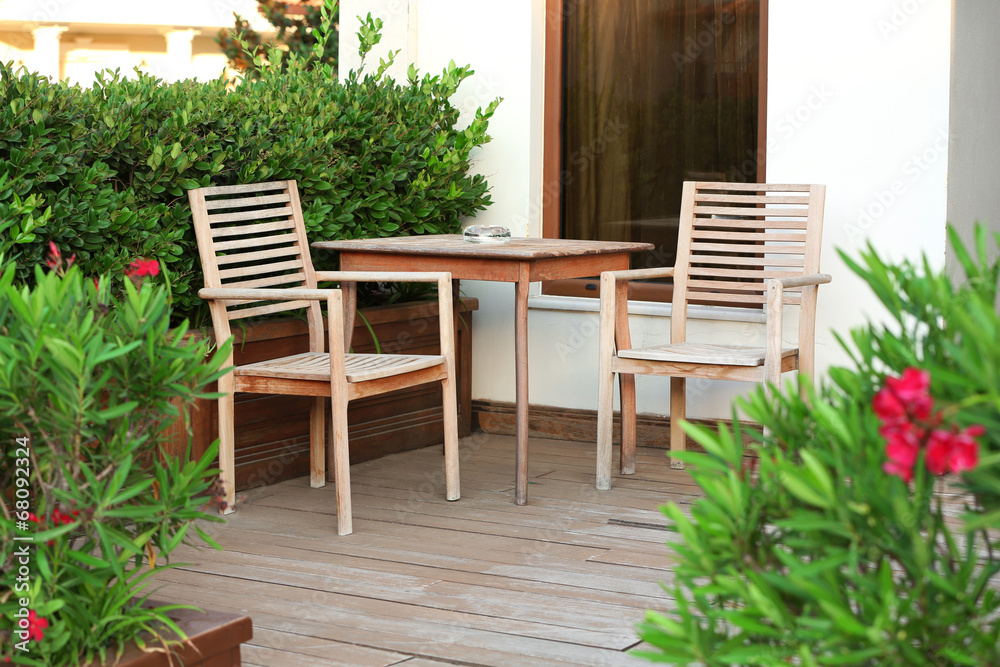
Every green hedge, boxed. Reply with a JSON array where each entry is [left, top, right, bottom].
[[0, 43, 499, 324]]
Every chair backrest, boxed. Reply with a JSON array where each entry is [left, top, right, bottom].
[[188, 180, 325, 352], [671, 182, 826, 344]]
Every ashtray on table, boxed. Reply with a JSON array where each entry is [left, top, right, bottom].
[[463, 225, 511, 244]]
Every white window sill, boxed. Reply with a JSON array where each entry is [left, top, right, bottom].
[[526, 294, 767, 323]]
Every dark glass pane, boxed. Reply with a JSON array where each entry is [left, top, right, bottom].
[[561, 0, 760, 273]]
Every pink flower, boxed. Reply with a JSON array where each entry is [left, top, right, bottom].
[[26, 611, 48, 642], [127, 259, 160, 278]]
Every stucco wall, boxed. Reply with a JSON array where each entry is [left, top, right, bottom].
[[947, 0, 1000, 275], [340, 0, 953, 420]]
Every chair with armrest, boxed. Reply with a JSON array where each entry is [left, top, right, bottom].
[[188, 179, 459, 535], [596, 181, 829, 489]]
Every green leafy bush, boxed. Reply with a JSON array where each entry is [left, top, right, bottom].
[[0, 14, 499, 325], [637, 226, 1000, 665], [0, 254, 230, 665]]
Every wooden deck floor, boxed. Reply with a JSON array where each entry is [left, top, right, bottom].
[[154, 433, 701, 666]]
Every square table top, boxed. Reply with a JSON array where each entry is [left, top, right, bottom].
[[313, 234, 654, 260]]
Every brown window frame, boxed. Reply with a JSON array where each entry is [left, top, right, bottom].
[[541, 0, 770, 303]]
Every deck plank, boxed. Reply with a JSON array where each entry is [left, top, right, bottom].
[[152, 435, 678, 666]]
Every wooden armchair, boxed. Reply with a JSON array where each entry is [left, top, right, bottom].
[[596, 182, 830, 489], [189, 180, 459, 535]]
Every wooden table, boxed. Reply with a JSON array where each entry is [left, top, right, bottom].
[[313, 235, 653, 504]]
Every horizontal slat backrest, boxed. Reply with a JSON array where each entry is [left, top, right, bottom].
[[672, 182, 825, 341], [189, 181, 324, 345]]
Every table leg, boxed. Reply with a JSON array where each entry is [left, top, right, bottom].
[[341, 281, 357, 353], [514, 265, 530, 505], [452, 278, 473, 437]]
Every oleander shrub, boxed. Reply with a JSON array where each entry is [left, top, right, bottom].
[[0, 252, 231, 665], [0, 14, 500, 326], [637, 226, 1000, 666]]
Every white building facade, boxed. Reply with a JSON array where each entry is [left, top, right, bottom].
[[339, 0, 1000, 425], [0, 0, 271, 84]]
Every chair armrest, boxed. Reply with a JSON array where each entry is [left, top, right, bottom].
[[198, 287, 340, 301], [771, 273, 832, 289], [600, 266, 675, 283], [314, 271, 452, 283]]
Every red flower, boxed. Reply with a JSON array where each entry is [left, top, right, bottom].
[[45, 241, 61, 269], [883, 458, 914, 483], [44, 242, 75, 273], [126, 259, 160, 278], [927, 425, 983, 475], [882, 428, 921, 482], [875, 368, 983, 483], [886, 367, 930, 403], [26, 610, 48, 642], [874, 367, 933, 423], [51, 507, 80, 526], [925, 430, 954, 476], [872, 388, 906, 423]]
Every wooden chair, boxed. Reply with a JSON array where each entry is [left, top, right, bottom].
[[596, 182, 830, 489], [188, 180, 459, 535]]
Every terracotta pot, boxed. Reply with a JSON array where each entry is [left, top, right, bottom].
[[160, 298, 477, 491]]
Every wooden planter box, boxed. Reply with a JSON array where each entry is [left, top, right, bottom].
[[161, 298, 477, 491], [89, 606, 252, 666]]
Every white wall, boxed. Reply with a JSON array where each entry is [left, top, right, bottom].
[[340, 0, 953, 420], [768, 0, 951, 375]]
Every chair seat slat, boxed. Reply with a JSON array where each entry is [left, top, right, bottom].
[[618, 342, 798, 366], [234, 351, 447, 383]]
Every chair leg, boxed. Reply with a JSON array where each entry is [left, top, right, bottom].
[[596, 358, 616, 491], [618, 372, 637, 475], [330, 391, 353, 536], [441, 376, 461, 501], [217, 392, 237, 514], [669, 377, 686, 470], [309, 397, 326, 488]]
